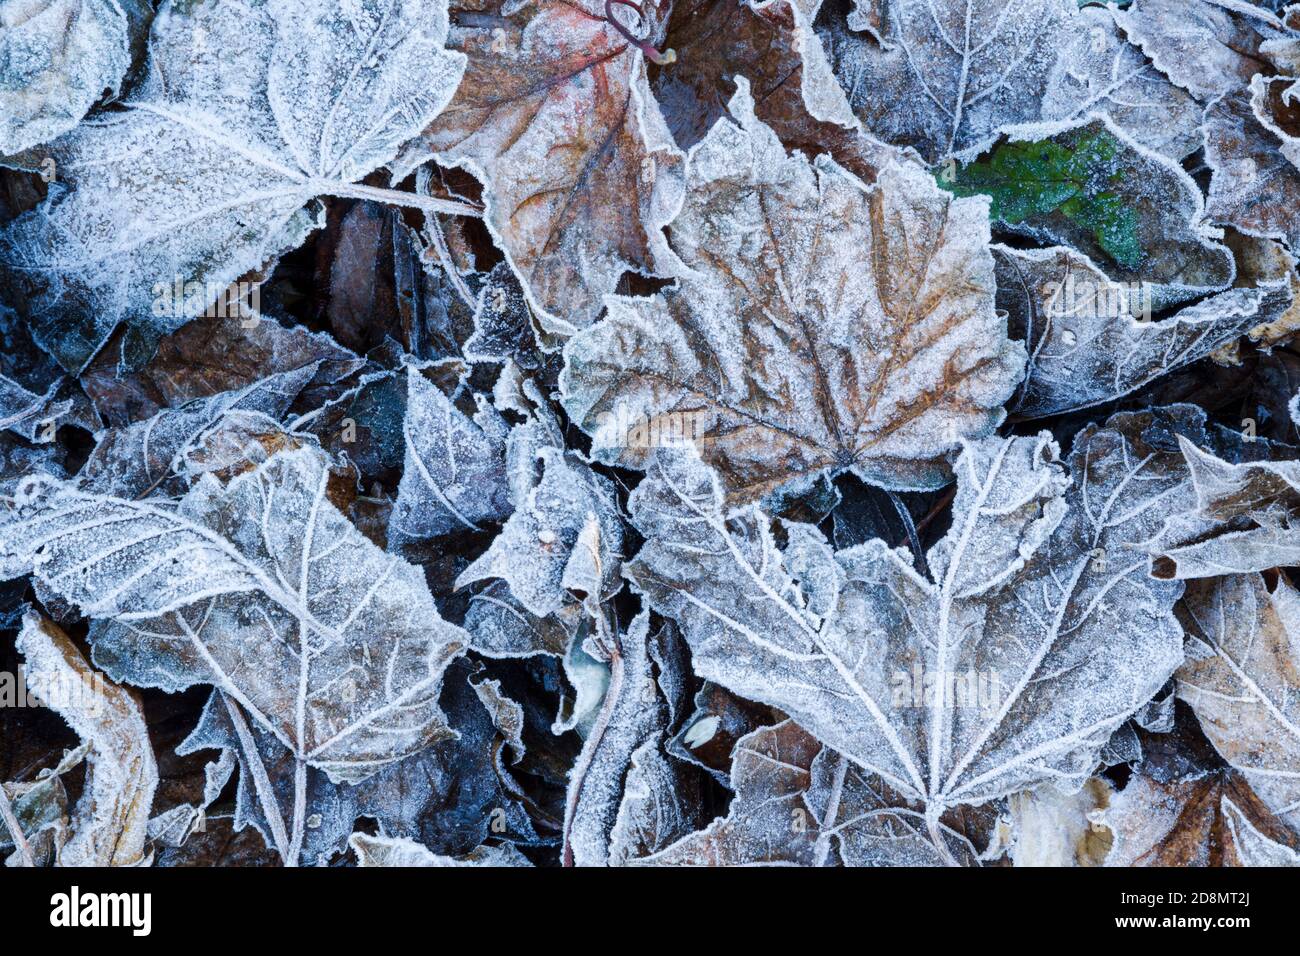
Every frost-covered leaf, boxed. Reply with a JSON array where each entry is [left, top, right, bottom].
[[563, 612, 673, 866], [1175, 573, 1300, 831], [15, 611, 158, 866], [1008, 778, 1113, 866], [0, 0, 134, 154], [562, 83, 1024, 504], [1039, 4, 1203, 160], [1204, 79, 1300, 253], [637, 720, 820, 865], [823, 0, 1208, 164], [627, 408, 1195, 838], [349, 832, 532, 867], [1151, 440, 1300, 579], [389, 363, 511, 545], [79, 368, 325, 499], [606, 736, 704, 865], [1103, 773, 1299, 866], [994, 244, 1293, 417], [1099, 703, 1300, 869], [457, 397, 624, 619], [177, 656, 537, 866], [1, 445, 467, 793], [652, 0, 902, 181], [640, 719, 999, 866], [0, 741, 83, 866], [1223, 798, 1300, 864], [0, 0, 470, 372], [421, 0, 684, 335], [947, 118, 1235, 305], [79, 314, 365, 430], [1114, 0, 1288, 102], [819, 0, 1075, 163]]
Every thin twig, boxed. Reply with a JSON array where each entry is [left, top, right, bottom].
[[604, 0, 676, 65]]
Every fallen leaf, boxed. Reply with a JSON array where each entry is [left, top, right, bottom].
[[0, 0, 472, 372], [562, 82, 1024, 504], [16, 611, 158, 866], [422, 0, 685, 334], [626, 408, 1195, 846]]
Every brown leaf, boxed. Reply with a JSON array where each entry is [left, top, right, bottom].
[[562, 85, 1024, 502], [1205, 82, 1300, 254], [80, 315, 365, 429], [423, 0, 685, 334], [652, 0, 902, 182]]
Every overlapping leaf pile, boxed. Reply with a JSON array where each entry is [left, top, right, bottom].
[[2, 0, 1300, 867]]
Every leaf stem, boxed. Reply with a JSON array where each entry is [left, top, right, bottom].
[[926, 808, 961, 867], [287, 759, 307, 868], [313, 181, 483, 218]]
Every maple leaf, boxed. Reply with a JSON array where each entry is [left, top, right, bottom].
[[421, 0, 685, 335], [1098, 696, 1300, 867], [651, 0, 901, 182], [1150, 439, 1300, 579], [638, 720, 1001, 865], [1204, 79, 1300, 254], [819, 0, 1075, 163], [174, 657, 537, 866], [78, 313, 365, 430], [625, 408, 1196, 851], [1114, 0, 1289, 103], [0, 446, 467, 820], [1038, 3, 1204, 161], [0, 0, 473, 373], [389, 362, 512, 545], [562, 83, 1024, 504]]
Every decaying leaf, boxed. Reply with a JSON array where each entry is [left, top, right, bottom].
[[175, 656, 536, 866], [1, 446, 467, 800], [946, 117, 1236, 307], [640, 719, 1002, 866], [389, 363, 511, 545], [1114, 0, 1288, 102], [0, 0, 134, 154], [563, 82, 1024, 503], [349, 831, 532, 867], [819, 0, 1074, 163], [1205, 79, 1300, 253], [1099, 697, 1300, 867], [421, 0, 684, 335], [652, 0, 901, 181], [1151, 439, 1300, 578], [3, 0, 1299, 874], [456, 392, 624, 619], [15, 611, 157, 866]]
